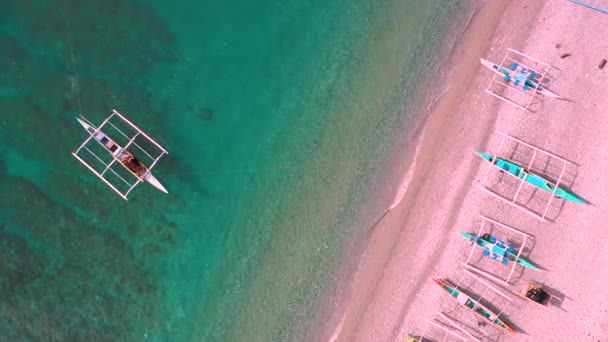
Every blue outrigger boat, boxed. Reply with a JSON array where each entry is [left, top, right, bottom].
[[480, 58, 562, 99], [460, 232, 538, 270], [476, 152, 585, 204]]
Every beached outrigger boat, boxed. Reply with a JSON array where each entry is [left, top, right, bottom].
[[481, 49, 560, 111], [433, 278, 516, 334], [462, 215, 535, 285], [72, 110, 169, 200], [476, 132, 584, 221], [476, 152, 585, 204], [479, 58, 561, 99], [460, 232, 538, 270]]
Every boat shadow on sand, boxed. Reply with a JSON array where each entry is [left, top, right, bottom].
[[491, 151, 591, 223], [505, 281, 570, 314], [439, 282, 524, 340], [524, 66, 577, 111], [534, 283, 569, 313], [525, 156, 591, 205], [507, 235, 545, 273], [462, 233, 546, 287]]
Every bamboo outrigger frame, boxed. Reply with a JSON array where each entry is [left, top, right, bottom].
[[461, 215, 536, 286], [410, 315, 471, 342], [482, 48, 556, 111], [476, 131, 574, 221], [466, 268, 564, 309], [72, 109, 168, 200], [435, 269, 515, 338]]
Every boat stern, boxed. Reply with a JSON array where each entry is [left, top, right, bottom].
[[556, 188, 587, 204]]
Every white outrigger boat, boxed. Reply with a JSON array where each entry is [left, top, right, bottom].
[[479, 58, 561, 99], [72, 110, 168, 200], [480, 48, 561, 110]]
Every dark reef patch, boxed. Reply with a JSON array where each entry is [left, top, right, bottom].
[[0, 177, 173, 340], [0, 0, 182, 339], [199, 107, 214, 121]]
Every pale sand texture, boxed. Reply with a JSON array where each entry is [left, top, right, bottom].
[[326, 0, 608, 341]]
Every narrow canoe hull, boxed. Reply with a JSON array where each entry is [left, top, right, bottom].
[[77, 118, 168, 194], [476, 152, 585, 204], [480, 58, 562, 99], [460, 232, 538, 270], [433, 278, 516, 333]]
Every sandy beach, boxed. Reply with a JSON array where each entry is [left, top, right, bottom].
[[322, 0, 608, 341]]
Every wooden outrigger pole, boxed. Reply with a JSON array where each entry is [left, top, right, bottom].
[[433, 277, 516, 334], [436, 312, 482, 342], [568, 0, 608, 14], [476, 131, 582, 221], [72, 109, 169, 200], [481, 48, 559, 111], [462, 215, 537, 285], [111, 109, 168, 157], [409, 315, 471, 342], [72, 115, 133, 200]]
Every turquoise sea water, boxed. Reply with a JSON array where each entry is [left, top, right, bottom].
[[0, 0, 463, 340]]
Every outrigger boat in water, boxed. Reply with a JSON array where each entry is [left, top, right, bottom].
[[433, 279, 516, 334], [76, 118, 167, 193], [460, 232, 538, 270], [476, 152, 585, 204], [72, 110, 169, 200], [479, 58, 562, 99]]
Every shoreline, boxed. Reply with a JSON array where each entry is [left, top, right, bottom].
[[315, 0, 511, 340], [312, 0, 608, 340]]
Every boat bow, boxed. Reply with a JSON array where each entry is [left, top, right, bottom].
[[144, 172, 168, 194]]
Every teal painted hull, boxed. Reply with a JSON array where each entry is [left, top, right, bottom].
[[477, 152, 585, 204], [433, 278, 516, 333], [460, 232, 538, 270]]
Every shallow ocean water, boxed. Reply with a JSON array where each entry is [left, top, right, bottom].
[[0, 0, 462, 340]]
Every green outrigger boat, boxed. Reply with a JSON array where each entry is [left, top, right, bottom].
[[476, 152, 585, 204], [460, 232, 538, 270], [433, 279, 516, 333]]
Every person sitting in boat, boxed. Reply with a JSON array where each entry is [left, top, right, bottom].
[[123, 154, 146, 176]]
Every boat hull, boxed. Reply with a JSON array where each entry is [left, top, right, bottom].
[[460, 232, 538, 270], [433, 278, 516, 333], [476, 152, 584, 204], [480, 58, 562, 99], [77, 117, 168, 194]]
